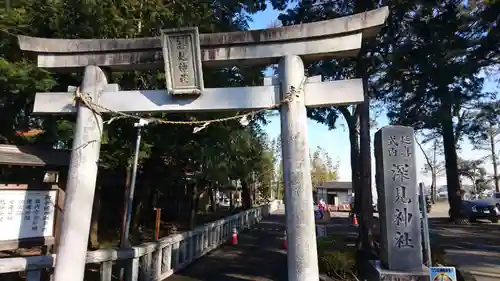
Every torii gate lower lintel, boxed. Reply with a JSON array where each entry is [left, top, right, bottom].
[[32, 78, 364, 114], [19, 7, 389, 281]]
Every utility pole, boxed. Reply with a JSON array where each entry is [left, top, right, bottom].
[[119, 118, 148, 281], [121, 118, 149, 247]]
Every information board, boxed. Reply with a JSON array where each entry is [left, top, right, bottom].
[[429, 266, 457, 281], [0, 190, 57, 241]]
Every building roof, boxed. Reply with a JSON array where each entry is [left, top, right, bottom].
[[0, 144, 70, 167], [317, 181, 352, 190]]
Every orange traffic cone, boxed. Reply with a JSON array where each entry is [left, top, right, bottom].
[[231, 228, 238, 245], [283, 230, 287, 249], [353, 214, 359, 226]]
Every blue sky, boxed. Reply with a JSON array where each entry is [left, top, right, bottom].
[[248, 6, 498, 187]]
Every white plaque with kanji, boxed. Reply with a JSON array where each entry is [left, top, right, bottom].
[[0, 190, 57, 241]]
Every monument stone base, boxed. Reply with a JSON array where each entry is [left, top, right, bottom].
[[368, 260, 429, 281]]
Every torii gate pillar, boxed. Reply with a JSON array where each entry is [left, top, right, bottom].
[[279, 55, 319, 281], [54, 66, 107, 281]]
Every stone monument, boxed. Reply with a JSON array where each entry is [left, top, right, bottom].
[[373, 125, 428, 280]]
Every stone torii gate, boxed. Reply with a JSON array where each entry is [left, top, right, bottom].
[[18, 7, 388, 281]]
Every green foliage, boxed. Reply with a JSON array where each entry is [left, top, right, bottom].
[[431, 244, 447, 266], [0, 0, 293, 243], [279, 1, 357, 131], [317, 232, 447, 279], [457, 157, 491, 193], [468, 100, 500, 147], [467, 101, 500, 191], [0, 58, 56, 142], [310, 146, 338, 189], [319, 251, 357, 280], [257, 143, 277, 200], [279, 0, 500, 222], [372, 0, 499, 220], [376, 1, 493, 136], [317, 235, 357, 280]]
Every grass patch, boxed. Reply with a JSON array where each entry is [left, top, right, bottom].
[[317, 234, 358, 281], [317, 233, 449, 280]]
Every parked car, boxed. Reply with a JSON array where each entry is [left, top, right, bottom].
[[490, 192, 500, 209], [438, 191, 448, 199], [450, 200, 500, 223]]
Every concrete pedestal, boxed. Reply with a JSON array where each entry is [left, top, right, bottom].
[[368, 260, 429, 281]]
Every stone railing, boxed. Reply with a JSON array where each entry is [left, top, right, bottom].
[[0, 201, 282, 281]]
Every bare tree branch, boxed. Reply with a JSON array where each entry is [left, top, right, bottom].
[[415, 135, 434, 174]]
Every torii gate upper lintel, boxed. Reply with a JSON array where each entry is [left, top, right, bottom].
[[18, 7, 389, 281], [18, 7, 389, 71]]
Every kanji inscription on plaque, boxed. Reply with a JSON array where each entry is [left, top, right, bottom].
[[0, 190, 57, 241], [161, 27, 204, 95]]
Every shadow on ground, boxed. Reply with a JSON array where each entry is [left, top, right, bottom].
[[166, 214, 288, 281], [166, 211, 500, 281], [428, 217, 500, 250], [426, 217, 500, 280]]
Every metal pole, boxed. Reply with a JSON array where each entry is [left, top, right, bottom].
[[121, 119, 147, 247], [419, 182, 432, 267], [53, 66, 107, 281], [279, 55, 319, 281], [118, 119, 147, 280]]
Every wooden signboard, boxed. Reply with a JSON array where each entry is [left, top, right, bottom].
[[0, 189, 57, 241], [0, 184, 63, 251]]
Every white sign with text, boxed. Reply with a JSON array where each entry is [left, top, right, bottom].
[[0, 190, 57, 241]]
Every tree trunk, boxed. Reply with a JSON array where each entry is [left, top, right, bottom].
[[195, 192, 200, 213], [431, 171, 437, 204], [358, 91, 374, 254], [208, 184, 217, 212], [351, 130, 361, 216], [189, 181, 197, 229], [132, 201, 143, 238], [352, 0, 376, 258], [357, 61, 375, 256], [416, 137, 439, 204], [490, 130, 499, 192], [252, 180, 257, 204], [89, 182, 101, 250], [441, 103, 463, 222], [432, 141, 438, 203], [132, 184, 151, 237], [241, 179, 252, 209], [178, 180, 185, 217], [339, 106, 361, 215], [230, 191, 234, 209]]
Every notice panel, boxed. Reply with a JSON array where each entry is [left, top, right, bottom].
[[0, 190, 57, 241]]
